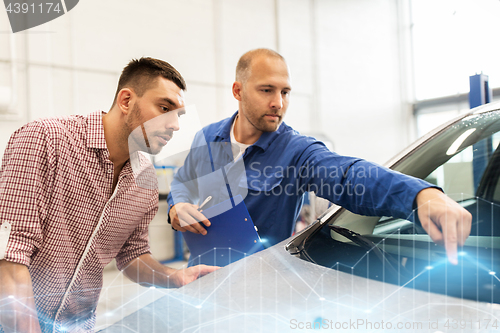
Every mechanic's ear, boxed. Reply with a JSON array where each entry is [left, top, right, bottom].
[[232, 82, 243, 101]]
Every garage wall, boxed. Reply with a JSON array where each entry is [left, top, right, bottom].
[[0, 0, 411, 261], [0, 0, 410, 165], [315, 0, 412, 163]]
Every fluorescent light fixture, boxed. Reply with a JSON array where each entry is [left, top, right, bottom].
[[446, 128, 476, 155]]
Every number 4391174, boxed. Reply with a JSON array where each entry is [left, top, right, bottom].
[[6, 3, 61, 14], [444, 319, 499, 329]]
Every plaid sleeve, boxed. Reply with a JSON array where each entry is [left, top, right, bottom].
[[0, 122, 53, 266], [115, 193, 158, 271]]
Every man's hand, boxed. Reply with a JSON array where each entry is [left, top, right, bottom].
[[416, 188, 472, 265], [169, 203, 211, 235], [169, 265, 220, 287], [0, 260, 42, 333], [123, 254, 220, 288]]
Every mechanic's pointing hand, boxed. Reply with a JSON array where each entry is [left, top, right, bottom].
[[170, 202, 211, 235], [416, 188, 472, 265]]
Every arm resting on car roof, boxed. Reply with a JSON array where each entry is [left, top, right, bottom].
[[0, 260, 42, 333], [122, 253, 220, 288]]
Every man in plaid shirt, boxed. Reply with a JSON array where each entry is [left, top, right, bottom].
[[0, 58, 218, 332]]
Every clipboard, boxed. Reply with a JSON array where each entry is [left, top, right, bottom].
[[183, 195, 265, 267]]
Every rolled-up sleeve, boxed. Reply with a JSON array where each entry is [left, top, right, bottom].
[[0, 122, 52, 266]]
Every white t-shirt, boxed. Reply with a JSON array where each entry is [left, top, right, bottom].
[[230, 117, 251, 161]]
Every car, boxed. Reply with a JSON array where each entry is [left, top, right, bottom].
[[101, 101, 500, 332]]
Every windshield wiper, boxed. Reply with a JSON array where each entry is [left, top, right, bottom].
[[329, 225, 411, 278]]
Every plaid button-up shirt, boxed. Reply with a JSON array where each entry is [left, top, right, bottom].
[[0, 111, 158, 332]]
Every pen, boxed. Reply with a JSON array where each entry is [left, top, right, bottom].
[[198, 196, 212, 211]]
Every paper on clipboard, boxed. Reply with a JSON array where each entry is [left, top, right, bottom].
[[183, 195, 265, 267]]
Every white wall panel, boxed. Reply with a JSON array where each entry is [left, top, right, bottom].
[[0, 63, 11, 87], [277, 0, 314, 96], [185, 83, 237, 127], [218, 0, 277, 86], [50, 68, 73, 117], [73, 71, 118, 115], [30, 66, 117, 119], [216, 85, 239, 119], [28, 66, 55, 119], [29, 67, 75, 119], [283, 93, 311, 134], [0, 0, 408, 165], [27, 15, 72, 67], [0, 0, 410, 260], [183, 82, 218, 127], [0, 9, 12, 59], [316, 0, 404, 163], [0, 62, 28, 156], [71, 0, 216, 84]]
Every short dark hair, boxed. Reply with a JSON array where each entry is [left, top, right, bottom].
[[236, 48, 285, 84], [112, 57, 186, 106]]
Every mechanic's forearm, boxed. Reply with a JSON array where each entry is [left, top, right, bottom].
[[0, 260, 42, 333], [122, 253, 179, 288]]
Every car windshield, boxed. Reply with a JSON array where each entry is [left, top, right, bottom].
[[300, 109, 500, 304]]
